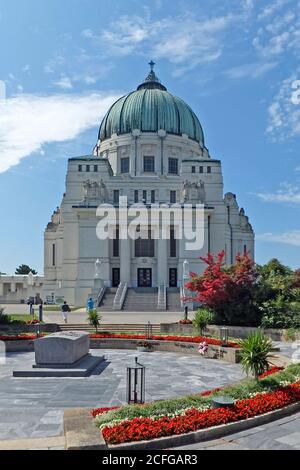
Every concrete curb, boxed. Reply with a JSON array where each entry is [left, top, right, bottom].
[[105, 402, 300, 450], [64, 408, 107, 450], [0, 435, 65, 450]]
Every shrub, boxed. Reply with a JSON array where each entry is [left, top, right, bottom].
[[0, 306, 10, 324], [192, 308, 213, 335], [260, 297, 300, 329], [87, 309, 101, 332], [283, 328, 300, 342], [238, 331, 273, 380]]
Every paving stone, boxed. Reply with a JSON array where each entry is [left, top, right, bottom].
[[276, 432, 300, 446]]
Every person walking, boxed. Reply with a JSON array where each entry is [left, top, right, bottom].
[[61, 301, 71, 323], [87, 296, 94, 313]]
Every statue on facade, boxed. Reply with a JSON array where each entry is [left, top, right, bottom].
[[83, 179, 107, 203], [180, 180, 205, 203], [94, 259, 102, 279]]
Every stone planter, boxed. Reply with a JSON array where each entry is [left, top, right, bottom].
[[160, 323, 300, 341], [137, 346, 150, 352], [90, 338, 241, 363]]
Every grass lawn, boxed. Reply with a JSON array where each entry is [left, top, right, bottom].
[[6, 314, 39, 323], [42, 306, 81, 312]]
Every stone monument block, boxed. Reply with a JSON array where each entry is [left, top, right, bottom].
[[34, 331, 90, 366]]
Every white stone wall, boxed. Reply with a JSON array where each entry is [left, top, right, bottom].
[[43, 130, 254, 306]]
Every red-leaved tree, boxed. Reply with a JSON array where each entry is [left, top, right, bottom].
[[185, 251, 259, 325]]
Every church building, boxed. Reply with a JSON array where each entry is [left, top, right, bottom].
[[43, 63, 254, 309]]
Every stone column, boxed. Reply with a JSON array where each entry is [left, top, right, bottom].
[[120, 227, 131, 284], [157, 228, 168, 286], [0, 282, 3, 296]]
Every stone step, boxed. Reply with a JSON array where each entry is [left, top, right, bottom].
[[123, 288, 158, 312], [59, 323, 161, 334]]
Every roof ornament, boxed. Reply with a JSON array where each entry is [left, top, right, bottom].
[[137, 60, 167, 91], [149, 60, 155, 71]]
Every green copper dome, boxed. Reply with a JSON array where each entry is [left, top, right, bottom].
[[99, 62, 204, 146]]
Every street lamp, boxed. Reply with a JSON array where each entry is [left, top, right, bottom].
[[220, 327, 229, 347], [126, 357, 146, 404]]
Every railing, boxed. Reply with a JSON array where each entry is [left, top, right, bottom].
[[96, 285, 106, 307], [157, 284, 167, 310], [113, 282, 127, 310]]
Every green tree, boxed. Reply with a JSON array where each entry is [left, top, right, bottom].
[[15, 265, 37, 275], [239, 331, 273, 381]]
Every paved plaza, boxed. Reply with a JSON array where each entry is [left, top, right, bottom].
[[2, 303, 183, 324], [175, 411, 300, 450], [0, 349, 245, 441]]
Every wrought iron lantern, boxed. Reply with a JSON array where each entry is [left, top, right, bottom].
[[126, 357, 145, 404], [220, 327, 229, 347], [145, 321, 153, 339]]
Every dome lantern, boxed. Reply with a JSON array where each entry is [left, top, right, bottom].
[[137, 61, 167, 91]]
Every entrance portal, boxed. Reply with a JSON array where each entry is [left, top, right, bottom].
[[112, 268, 120, 287], [137, 268, 152, 287]]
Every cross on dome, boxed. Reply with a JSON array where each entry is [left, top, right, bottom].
[[149, 60, 155, 71]]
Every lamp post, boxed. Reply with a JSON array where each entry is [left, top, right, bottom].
[[126, 357, 146, 404], [182, 259, 192, 316], [220, 327, 229, 347]]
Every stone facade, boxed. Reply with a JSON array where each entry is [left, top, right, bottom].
[[43, 66, 254, 307], [0, 273, 44, 303]]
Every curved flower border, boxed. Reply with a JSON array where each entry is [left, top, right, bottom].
[[101, 382, 300, 445]]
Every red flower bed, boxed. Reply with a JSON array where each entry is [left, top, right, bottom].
[[200, 387, 222, 397], [90, 333, 238, 348], [91, 406, 120, 418], [259, 366, 284, 379], [0, 335, 37, 341], [102, 382, 300, 445]]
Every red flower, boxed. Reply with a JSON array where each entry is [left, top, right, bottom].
[[0, 335, 38, 341], [101, 382, 300, 445], [90, 333, 238, 348], [91, 406, 120, 418], [258, 366, 284, 379]]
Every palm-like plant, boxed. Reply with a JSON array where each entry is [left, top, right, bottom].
[[87, 309, 101, 333], [239, 331, 273, 380]]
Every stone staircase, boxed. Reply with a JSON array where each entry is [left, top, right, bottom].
[[98, 288, 117, 311], [59, 323, 161, 334], [122, 287, 158, 311], [167, 287, 181, 311]]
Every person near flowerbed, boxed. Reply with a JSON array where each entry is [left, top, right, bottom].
[[61, 301, 71, 323]]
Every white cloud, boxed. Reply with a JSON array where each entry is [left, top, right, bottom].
[[257, 0, 291, 20], [257, 230, 300, 247], [254, 183, 300, 204], [254, 1, 300, 58], [85, 11, 245, 76], [44, 55, 65, 74], [0, 92, 120, 173], [53, 75, 74, 90], [225, 61, 277, 79], [267, 71, 300, 140]]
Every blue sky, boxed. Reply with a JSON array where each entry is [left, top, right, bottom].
[[0, 0, 300, 274]]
